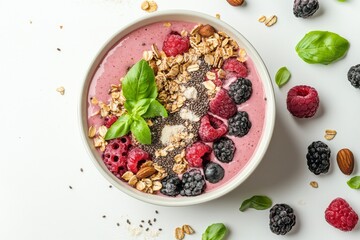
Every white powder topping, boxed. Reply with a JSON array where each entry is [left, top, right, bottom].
[[183, 86, 197, 99], [179, 108, 200, 122], [127, 225, 143, 236], [160, 124, 185, 145]]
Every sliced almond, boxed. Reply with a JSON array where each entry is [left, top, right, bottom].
[[136, 166, 157, 179]]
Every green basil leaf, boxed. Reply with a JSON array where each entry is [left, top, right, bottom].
[[125, 98, 152, 116], [141, 99, 168, 118], [104, 114, 132, 140], [240, 195, 272, 212], [295, 31, 350, 65], [275, 67, 291, 87], [130, 117, 151, 144], [202, 223, 227, 240], [347, 176, 360, 189], [122, 59, 157, 101]]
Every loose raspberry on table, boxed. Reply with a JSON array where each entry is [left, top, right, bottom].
[[162, 31, 190, 57], [198, 114, 228, 142], [185, 142, 212, 167], [102, 136, 132, 179], [126, 147, 150, 173], [104, 115, 118, 128], [286, 85, 319, 118], [325, 197, 358, 231], [209, 88, 237, 119], [222, 57, 248, 78]]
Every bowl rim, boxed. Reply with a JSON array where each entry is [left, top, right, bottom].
[[78, 9, 276, 207]]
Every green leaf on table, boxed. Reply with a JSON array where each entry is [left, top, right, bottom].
[[202, 223, 228, 240], [142, 99, 168, 118], [295, 31, 350, 65], [122, 59, 157, 101], [275, 67, 291, 87], [130, 117, 151, 144], [240, 195, 272, 212], [347, 176, 360, 189], [104, 114, 132, 140]]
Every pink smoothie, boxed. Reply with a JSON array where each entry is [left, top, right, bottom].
[[87, 21, 267, 195]]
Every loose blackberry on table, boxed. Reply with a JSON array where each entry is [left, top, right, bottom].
[[228, 111, 252, 137], [306, 141, 331, 175], [269, 203, 296, 235], [228, 78, 252, 104], [293, 0, 319, 18], [213, 137, 236, 163], [347, 64, 360, 88]]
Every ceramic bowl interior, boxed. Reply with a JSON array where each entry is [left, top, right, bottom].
[[79, 10, 275, 206]]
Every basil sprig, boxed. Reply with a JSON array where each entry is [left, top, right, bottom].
[[240, 195, 272, 212], [202, 223, 228, 240], [105, 60, 167, 144], [295, 31, 350, 65], [347, 176, 360, 189]]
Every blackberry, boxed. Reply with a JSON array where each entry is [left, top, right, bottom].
[[347, 64, 360, 88], [228, 78, 252, 104], [293, 0, 319, 18], [228, 111, 252, 137], [160, 174, 182, 197], [204, 162, 225, 183], [180, 169, 206, 197], [306, 141, 331, 175], [269, 204, 296, 235], [213, 137, 236, 163]]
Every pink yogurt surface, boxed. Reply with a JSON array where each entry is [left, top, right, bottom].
[[87, 21, 267, 194]]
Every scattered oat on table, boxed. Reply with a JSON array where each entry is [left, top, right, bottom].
[[141, 0, 158, 13], [324, 129, 337, 140], [215, 13, 221, 19], [56, 86, 65, 95], [175, 227, 185, 240], [310, 181, 318, 188], [258, 15, 266, 23], [265, 15, 277, 27]]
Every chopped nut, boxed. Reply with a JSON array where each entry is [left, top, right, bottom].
[[56, 86, 65, 95], [265, 15, 277, 27], [258, 15, 267, 23], [88, 126, 96, 138], [182, 224, 195, 234], [310, 181, 318, 188], [175, 227, 185, 240], [324, 129, 337, 140]]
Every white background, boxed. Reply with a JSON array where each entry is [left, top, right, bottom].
[[1, 0, 360, 239]]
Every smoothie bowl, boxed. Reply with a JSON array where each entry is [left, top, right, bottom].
[[79, 10, 275, 206]]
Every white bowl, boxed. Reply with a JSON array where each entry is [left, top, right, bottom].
[[79, 10, 275, 206]]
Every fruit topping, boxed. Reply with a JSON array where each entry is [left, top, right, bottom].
[[222, 57, 248, 78], [127, 147, 150, 173], [104, 115, 118, 128], [286, 85, 319, 118], [228, 78, 253, 104], [228, 111, 252, 137], [198, 114, 228, 142], [213, 137, 236, 163], [209, 88, 237, 119], [180, 169, 206, 196], [204, 162, 225, 183], [162, 31, 190, 57], [185, 142, 212, 167], [160, 174, 182, 197]]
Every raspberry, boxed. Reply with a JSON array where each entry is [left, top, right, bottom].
[[205, 69, 223, 86], [126, 148, 150, 173], [104, 115, 118, 128], [325, 197, 358, 231], [198, 114, 228, 142], [162, 31, 190, 57], [185, 142, 212, 167], [228, 78, 252, 104], [209, 88, 237, 119], [222, 57, 248, 78], [286, 85, 319, 118], [102, 136, 132, 179]]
